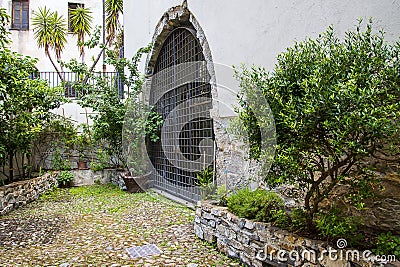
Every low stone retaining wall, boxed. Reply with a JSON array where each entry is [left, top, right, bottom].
[[0, 173, 57, 216], [194, 202, 399, 267], [71, 169, 126, 189]]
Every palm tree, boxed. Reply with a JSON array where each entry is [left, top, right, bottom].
[[105, 0, 123, 45], [87, 0, 123, 76], [32, 7, 67, 81], [69, 6, 93, 62]]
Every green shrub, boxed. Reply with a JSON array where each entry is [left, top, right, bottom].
[[227, 188, 285, 223], [215, 185, 230, 206], [289, 208, 308, 232], [195, 167, 214, 187], [315, 208, 359, 239], [57, 171, 74, 187], [52, 149, 71, 171], [90, 148, 111, 171], [234, 19, 400, 229], [373, 232, 400, 257], [271, 209, 288, 228]]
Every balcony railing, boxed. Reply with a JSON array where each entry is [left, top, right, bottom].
[[38, 71, 124, 99]]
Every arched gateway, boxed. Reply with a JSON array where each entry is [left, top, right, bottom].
[[146, 8, 215, 203]]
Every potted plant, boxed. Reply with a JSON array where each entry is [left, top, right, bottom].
[[122, 100, 162, 193], [196, 167, 215, 200], [73, 125, 91, 170], [57, 170, 74, 188]]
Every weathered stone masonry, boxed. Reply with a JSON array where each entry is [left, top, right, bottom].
[[194, 202, 399, 267], [0, 173, 57, 216]]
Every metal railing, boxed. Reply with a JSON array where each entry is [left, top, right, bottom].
[[38, 71, 124, 99]]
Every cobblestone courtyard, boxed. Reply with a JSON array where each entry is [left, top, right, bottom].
[[0, 184, 241, 267]]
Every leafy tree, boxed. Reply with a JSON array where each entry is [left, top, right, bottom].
[[60, 43, 152, 167], [69, 6, 93, 62], [1, 10, 65, 182], [0, 8, 10, 49], [32, 7, 67, 80], [235, 20, 400, 228]]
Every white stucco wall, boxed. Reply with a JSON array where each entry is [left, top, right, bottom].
[[124, 0, 400, 117], [0, 0, 105, 71], [0, 0, 110, 124]]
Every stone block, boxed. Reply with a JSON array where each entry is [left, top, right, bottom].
[[204, 230, 216, 243], [194, 224, 204, 239], [239, 251, 252, 266], [281, 242, 296, 252], [244, 219, 255, 230], [228, 239, 243, 250], [252, 259, 264, 267], [195, 207, 202, 217], [227, 212, 238, 222], [216, 224, 226, 235], [208, 220, 216, 228], [242, 229, 260, 241], [226, 229, 237, 240], [228, 221, 241, 233], [203, 211, 215, 220], [250, 240, 264, 250], [243, 244, 256, 257], [238, 218, 246, 229], [227, 248, 239, 259], [237, 233, 250, 245], [210, 207, 222, 216], [217, 238, 228, 254], [285, 234, 297, 244]]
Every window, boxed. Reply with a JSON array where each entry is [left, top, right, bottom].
[[11, 0, 29, 30], [68, 2, 84, 32]]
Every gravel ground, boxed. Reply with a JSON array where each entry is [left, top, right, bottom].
[[0, 184, 242, 267]]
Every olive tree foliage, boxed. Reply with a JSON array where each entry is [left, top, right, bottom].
[[0, 9, 65, 182], [234, 20, 400, 227], [60, 29, 154, 167]]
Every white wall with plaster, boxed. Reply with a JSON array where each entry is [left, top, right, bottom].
[[124, 0, 400, 117], [0, 0, 105, 71], [0, 0, 108, 124]]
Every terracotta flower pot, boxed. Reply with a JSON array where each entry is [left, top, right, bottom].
[[77, 161, 88, 170], [122, 171, 152, 193]]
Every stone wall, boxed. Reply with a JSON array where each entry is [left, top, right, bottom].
[[194, 202, 399, 267], [0, 173, 57, 216], [71, 169, 126, 190]]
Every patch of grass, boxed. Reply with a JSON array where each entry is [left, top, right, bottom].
[[69, 183, 124, 197], [39, 186, 70, 202]]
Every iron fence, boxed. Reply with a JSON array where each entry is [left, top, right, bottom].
[[38, 71, 124, 99]]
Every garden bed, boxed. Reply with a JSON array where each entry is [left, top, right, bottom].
[[194, 201, 399, 267]]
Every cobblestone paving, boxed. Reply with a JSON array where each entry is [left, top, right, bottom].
[[0, 184, 242, 267]]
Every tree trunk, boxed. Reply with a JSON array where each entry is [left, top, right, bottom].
[[9, 150, 13, 182], [45, 47, 65, 83], [21, 153, 25, 179], [83, 40, 110, 85]]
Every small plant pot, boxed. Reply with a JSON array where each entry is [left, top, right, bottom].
[[77, 161, 88, 170], [122, 171, 152, 193], [58, 180, 73, 188]]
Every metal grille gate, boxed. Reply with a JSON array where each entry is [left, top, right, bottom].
[[148, 28, 215, 203]]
